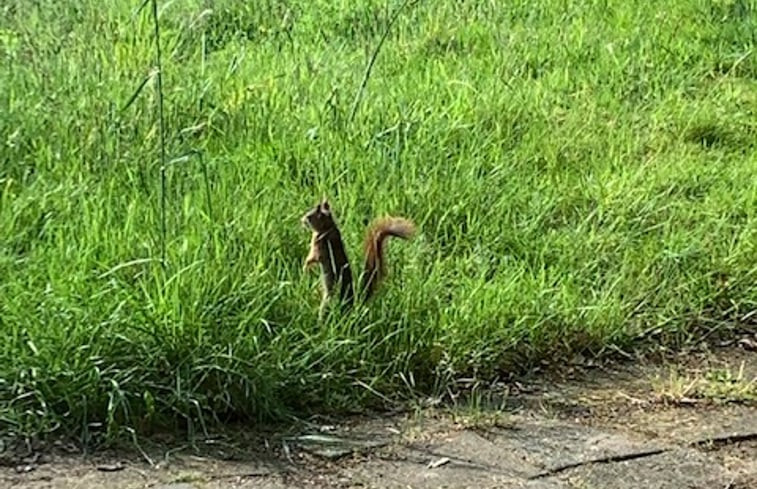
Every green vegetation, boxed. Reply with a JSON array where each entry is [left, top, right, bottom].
[[1, 0, 755, 440], [654, 364, 757, 404]]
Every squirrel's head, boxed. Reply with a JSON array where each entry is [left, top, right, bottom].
[[301, 198, 335, 232]]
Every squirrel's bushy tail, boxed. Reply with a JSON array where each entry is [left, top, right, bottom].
[[361, 217, 416, 300]]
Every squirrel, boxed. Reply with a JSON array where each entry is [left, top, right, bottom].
[[301, 198, 415, 317]]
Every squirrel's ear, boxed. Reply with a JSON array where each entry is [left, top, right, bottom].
[[320, 199, 331, 214]]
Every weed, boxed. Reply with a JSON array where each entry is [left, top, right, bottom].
[[652, 363, 757, 404]]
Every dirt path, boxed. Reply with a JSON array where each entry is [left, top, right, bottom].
[[3, 345, 756, 489]]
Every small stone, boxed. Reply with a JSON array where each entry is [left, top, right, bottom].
[[427, 457, 451, 469]]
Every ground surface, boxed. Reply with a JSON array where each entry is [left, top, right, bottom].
[[3, 345, 755, 489]]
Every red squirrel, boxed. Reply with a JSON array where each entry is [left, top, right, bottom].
[[302, 198, 415, 316]]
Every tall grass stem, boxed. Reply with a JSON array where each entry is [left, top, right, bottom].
[[151, 0, 168, 267]]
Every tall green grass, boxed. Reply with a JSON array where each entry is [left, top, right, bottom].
[[1, 0, 755, 440]]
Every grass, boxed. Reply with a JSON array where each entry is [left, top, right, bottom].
[[653, 363, 757, 404], [0, 0, 755, 442]]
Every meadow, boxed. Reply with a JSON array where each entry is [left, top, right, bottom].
[[0, 0, 755, 441]]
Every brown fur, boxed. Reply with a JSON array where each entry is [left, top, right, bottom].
[[301, 199, 354, 316], [301, 198, 415, 316], [361, 217, 416, 300]]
